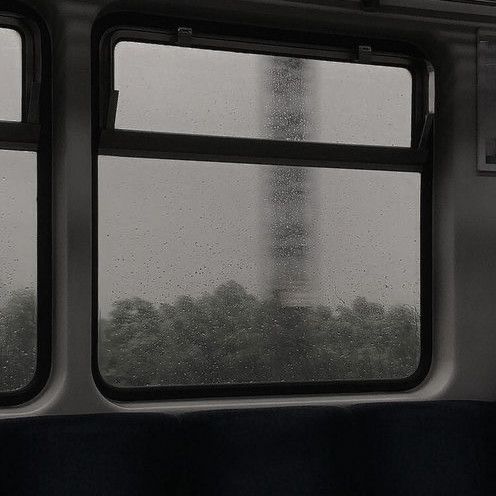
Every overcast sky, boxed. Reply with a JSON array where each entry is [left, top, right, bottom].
[[99, 157, 419, 316], [0, 34, 419, 316], [0, 29, 21, 121]]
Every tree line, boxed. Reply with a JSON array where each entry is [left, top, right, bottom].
[[0, 281, 420, 390], [100, 280, 420, 386]]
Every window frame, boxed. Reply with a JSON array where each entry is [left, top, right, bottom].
[[0, 9, 51, 405], [94, 15, 433, 401]]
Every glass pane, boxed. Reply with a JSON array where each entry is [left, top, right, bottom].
[[114, 42, 412, 147], [0, 150, 37, 391], [0, 28, 22, 121], [98, 156, 420, 387]]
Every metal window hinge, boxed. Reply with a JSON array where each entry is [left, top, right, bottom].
[[417, 112, 434, 151], [27, 81, 41, 123], [106, 89, 119, 129]]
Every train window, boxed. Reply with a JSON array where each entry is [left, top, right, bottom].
[[0, 17, 49, 403], [0, 28, 22, 122], [97, 28, 431, 398], [98, 157, 420, 388], [113, 41, 412, 147]]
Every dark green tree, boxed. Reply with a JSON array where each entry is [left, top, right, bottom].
[[0, 289, 37, 390], [99, 297, 164, 386], [98, 282, 421, 387], [0, 282, 421, 389]]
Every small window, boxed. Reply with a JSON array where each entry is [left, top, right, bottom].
[[0, 28, 22, 121], [114, 41, 412, 147], [97, 27, 431, 398], [0, 18, 49, 401]]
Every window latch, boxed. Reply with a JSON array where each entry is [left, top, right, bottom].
[[357, 45, 372, 63], [361, 0, 380, 10], [177, 27, 193, 47]]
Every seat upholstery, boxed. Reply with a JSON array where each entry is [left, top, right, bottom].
[[0, 401, 495, 495], [351, 401, 496, 496], [183, 406, 354, 496], [0, 413, 183, 496]]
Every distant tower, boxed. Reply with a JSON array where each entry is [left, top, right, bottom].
[[265, 57, 313, 307]]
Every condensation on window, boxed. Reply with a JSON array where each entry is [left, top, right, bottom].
[[0, 28, 22, 122], [0, 150, 37, 391], [114, 42, 412, 147], [98, 155, 420, 388]]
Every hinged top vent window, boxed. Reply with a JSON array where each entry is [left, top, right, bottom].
[[0, 28, 22, 122], [113, 41, 413, 147]]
